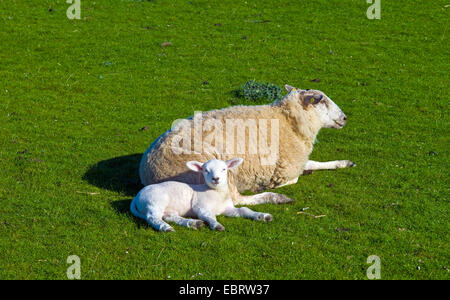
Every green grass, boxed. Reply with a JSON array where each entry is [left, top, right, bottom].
[[0, 0, 448, 279]]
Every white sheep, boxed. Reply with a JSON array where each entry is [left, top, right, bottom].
[[139, 85, 355, 206], [130, 158, 273, 232]]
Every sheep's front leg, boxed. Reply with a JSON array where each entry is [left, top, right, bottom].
[[276, 177, 299, 188], [229, 177, 294, 206], [223, 207, 273, 222], [196, 210, 225, 231], [163, 214, 205, 229], [304, 160, 356, 171]]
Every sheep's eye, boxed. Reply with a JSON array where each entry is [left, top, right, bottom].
[[222, 168, 226, 171]]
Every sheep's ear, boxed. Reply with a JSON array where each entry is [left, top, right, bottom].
[[285, 84, 297, 93], [186, 161, 203, 172], [226, 158, 243, 169], [302, 94, 323, 106]]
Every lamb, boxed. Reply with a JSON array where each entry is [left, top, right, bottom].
[[130, 158, 273, 232], [139, 84, 355, 206]]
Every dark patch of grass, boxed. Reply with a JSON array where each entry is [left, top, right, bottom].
[[232, 80, 284, 105]]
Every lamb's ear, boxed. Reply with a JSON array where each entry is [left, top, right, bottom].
[[186, 161, 204, 172], [302, 94, 323, 106], [285, 84, 297, 93], [226, 158, 244, 169]]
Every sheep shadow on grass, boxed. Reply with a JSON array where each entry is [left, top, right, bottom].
[[83, 154, 150, 226], [83, 153, 143, 197], [83, 153, 216, 227]]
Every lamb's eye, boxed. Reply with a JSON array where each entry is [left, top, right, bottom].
[[222, 168, 226, 171]]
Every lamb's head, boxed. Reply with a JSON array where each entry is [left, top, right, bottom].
[[285, 84, 347, 129], [186, 158, 243, 189]]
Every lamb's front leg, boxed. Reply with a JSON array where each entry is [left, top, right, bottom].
[[304, 160, 356, 172], [223, 207, 273, 222], [196, 210, 225, 231]]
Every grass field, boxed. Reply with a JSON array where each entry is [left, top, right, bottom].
[[0, 0, 448, 280]]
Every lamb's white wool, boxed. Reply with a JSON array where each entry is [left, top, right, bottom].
[[130, 158, 273, 232]]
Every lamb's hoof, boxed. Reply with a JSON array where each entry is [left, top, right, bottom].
[[264, 214, 273, 222], [257, 213, 273, 222], [339, 160, 356, 168], [192, 220, 205, 229], [163, 227, 175, 232], [214, 224, 225, 231]]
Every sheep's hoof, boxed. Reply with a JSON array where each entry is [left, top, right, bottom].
[[279, 194, 294, 203], [192, 220, 205, 229], [270, 193, 294, 204], [264, 192, 293, 204], [215, 224, 225, 231]]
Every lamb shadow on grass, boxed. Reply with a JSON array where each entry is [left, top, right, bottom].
[[83, 153, 143, 197], [111, 198, 149, 228]]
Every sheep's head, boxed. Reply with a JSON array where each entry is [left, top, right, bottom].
[[186, 158, 243, 189], [285, 84, 347, 129]]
